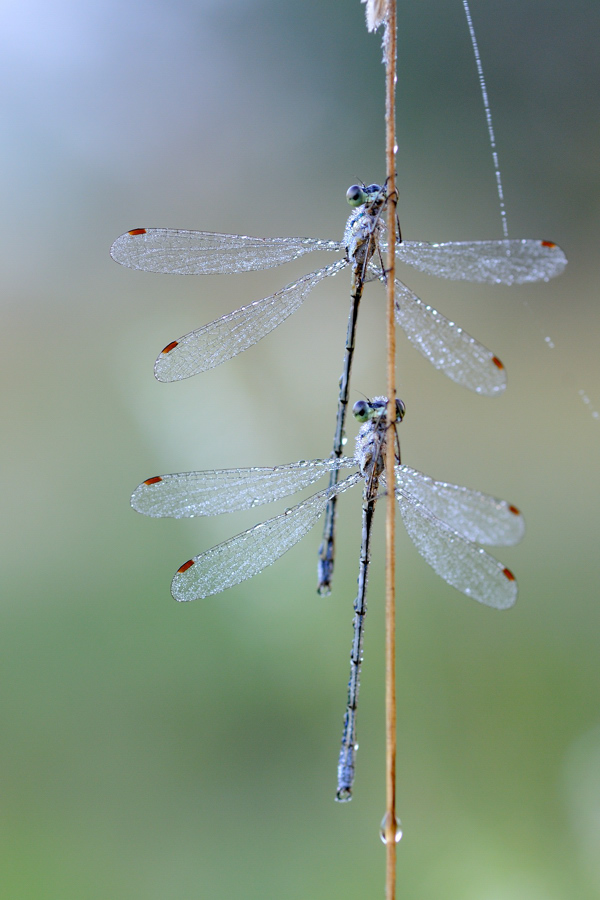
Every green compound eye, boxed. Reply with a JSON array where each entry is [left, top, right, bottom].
[[346, 184, 367, 207], [353, 400, 370, 422]]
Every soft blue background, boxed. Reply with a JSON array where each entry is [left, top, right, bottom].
[[2, 1, 599, 897]]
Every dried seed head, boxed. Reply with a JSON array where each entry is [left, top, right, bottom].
[[362, 0, 387, 32]]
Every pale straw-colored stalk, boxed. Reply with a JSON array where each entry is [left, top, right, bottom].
[[362, 0, 399, 895], [383, 3, 398, 896]]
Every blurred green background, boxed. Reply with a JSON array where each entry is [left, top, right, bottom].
[[2, 0, 599, 897]]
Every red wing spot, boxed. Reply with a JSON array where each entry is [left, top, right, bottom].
[[128, 228, 147, 236], [177, 559, 195, 574], [491, 356, 505, 371], [541, 240, 556, 248], [508, 504, 520, 516], [161, 340, 178, 355], [144, 476, 162, 486], [502, 567, 516, 582]]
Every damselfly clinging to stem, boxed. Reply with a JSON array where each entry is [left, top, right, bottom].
[[131, 396, 525, 800], [112, 184, 564, 594]]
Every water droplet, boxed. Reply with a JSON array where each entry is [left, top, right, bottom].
[[393, 143, 398, 155], [341, 436, 348, 446], [544, 336, 555, 349], [379, 812, 402, 844]]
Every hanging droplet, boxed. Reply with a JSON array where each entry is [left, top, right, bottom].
[[379, 812, 403, 844]]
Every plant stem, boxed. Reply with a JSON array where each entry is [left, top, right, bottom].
[[384, 1, 398, 897]]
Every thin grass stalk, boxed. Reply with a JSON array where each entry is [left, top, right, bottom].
[[384, 0, 398, 896]]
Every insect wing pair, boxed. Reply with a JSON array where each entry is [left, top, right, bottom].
[[111, 186, 566, 397], [131, 399, 524, 611]]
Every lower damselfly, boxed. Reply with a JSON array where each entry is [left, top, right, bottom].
[[112, 184, 563, 595], [131, 396, 524, 800]]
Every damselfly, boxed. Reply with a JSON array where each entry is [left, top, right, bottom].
[[131, 396, 524, 800]]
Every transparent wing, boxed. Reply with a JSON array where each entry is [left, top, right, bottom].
[[398, 493, 517, 609], [171, 473, 362, 601], [396, 466, 525, 546], [391, 274, 506, 396], [132, 457, 357, 518], [154, 260, 347, 382], [110, 228, 342, 275], [395, 239, 567, 285]]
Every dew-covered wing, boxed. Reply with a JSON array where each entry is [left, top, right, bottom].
[[131, 458, 357, 518], [398, 492, 517, 609], [396, 466, 525, 546], [171, 474, 361, 601], [392, 276, 506, 396], [395, 239, 567, 285], [110, 228, 342, 275], [154, 260, 347, 382]]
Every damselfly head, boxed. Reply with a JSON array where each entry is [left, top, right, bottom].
[[346, 182, 384, 209], [352, 397, 406, 424]]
